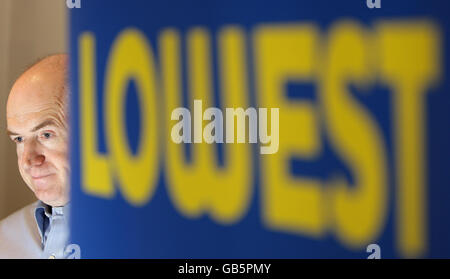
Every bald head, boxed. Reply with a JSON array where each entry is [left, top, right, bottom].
[[7, 54, 69, 122], [6, 54, 70, 207]]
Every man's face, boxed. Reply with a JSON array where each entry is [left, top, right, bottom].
[[6, 56, 69, 207]]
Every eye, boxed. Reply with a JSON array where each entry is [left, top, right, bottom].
[[42, 132, 52, 139], [13, 136, 23, 143]]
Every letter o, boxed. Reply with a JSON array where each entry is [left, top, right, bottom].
[[105, 28, 159, 206]]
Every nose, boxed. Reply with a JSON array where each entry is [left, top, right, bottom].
[[21, 139, 45, 168]]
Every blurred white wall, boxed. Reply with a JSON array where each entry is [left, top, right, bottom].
[[0, 0, 67, 220]]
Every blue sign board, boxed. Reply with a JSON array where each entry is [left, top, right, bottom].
[[70, 0, 450, 258]]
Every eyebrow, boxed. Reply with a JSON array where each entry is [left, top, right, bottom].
[[7, 119, 58, 137]]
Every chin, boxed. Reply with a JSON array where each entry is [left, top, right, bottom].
[[34, 187, 67, 206]]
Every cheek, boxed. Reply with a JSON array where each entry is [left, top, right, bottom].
[[16, 144, 23, 156], [16, 147, 25, 169], [45, 142, 69, 172]]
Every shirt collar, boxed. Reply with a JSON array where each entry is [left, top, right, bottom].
[[34, 201, 71, 244]]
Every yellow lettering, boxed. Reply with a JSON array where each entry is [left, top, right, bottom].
[[162, 27, 252, 223], [377, 22, 441, 257], [320, 21, 387, 248], [254, 24, 325, 236], [104, 29, 159, 206], [79, 32, 113, 198]]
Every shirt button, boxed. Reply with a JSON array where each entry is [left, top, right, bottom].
[[48, 254, 56, 259]]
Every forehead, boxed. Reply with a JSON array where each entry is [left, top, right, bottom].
[[7, 91, 66, 129], [7, 93, 64, 117], [7, 108, 67, 135], [7, 92, 67, 134]]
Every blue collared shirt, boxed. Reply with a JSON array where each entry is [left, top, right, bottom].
[[34, 201, 70, 259]]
